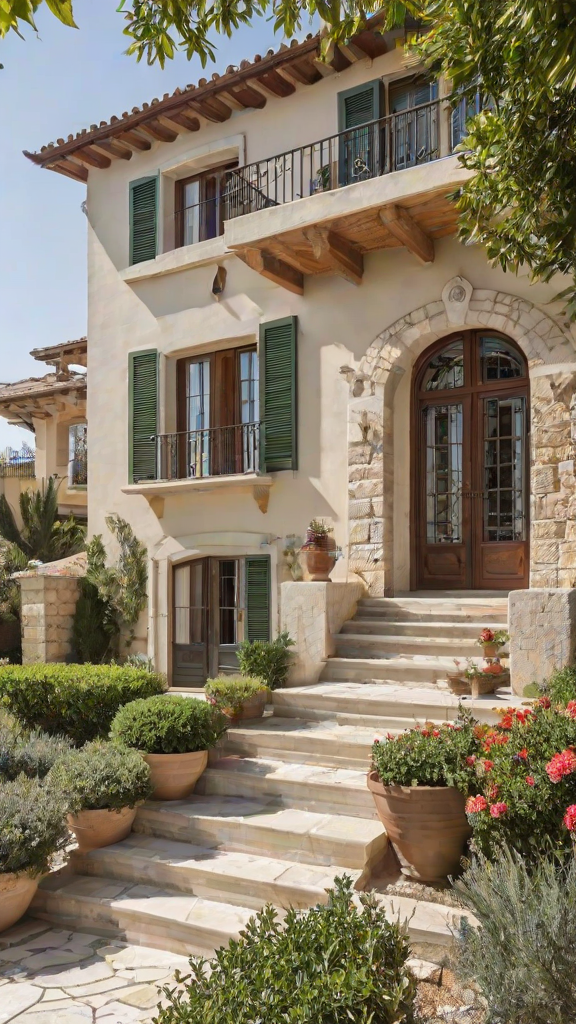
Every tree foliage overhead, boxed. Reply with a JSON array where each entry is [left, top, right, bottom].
[[6, 0, 576, 307]]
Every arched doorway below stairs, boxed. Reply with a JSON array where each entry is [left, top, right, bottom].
[[411, 330, 529, 590]]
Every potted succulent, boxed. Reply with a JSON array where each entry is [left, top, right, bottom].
[[301, 518, 336, 581], [367, 716, 479, 882], [205, 675, 270, 723], [48, 740, 153, 851], [0, 775, 68, 932], [110, 695, 227, 800], [476, 628, 509, 658]]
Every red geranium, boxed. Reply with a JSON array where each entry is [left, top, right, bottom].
[[546, 749, 576, 784], [566, 701, 576, 720], [563, 805, 576, 832], [466, 795, 488, 814], [517, 748, 528, 760], [490, 802, 508, 818], [526, 776, 535, 786], [483, 759, 494, 771], [537, 696, 551, 709]]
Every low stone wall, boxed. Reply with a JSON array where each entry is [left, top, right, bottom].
[[20, 574, 81, 664], [509, 588, 576, 695], [281, 580, 366, 685]]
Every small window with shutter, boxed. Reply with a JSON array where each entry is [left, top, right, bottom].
[[337, 80, 382, 186], [259, 316, 298, 473], [129, 350, 158, 482], [129, 175, 158, 265]]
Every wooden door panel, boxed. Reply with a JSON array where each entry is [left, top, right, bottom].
[[421, 545, 467, 587], [478, 542, 526, 588]]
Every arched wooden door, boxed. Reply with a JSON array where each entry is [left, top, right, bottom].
[[412, 332, 529, 590]]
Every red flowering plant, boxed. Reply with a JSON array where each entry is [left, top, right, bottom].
[[370, 709, 481, 791], [465, 700, 576, 860]]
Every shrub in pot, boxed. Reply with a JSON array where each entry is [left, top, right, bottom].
[[369, 715, 480, 882], [237, 631, 294, 690], [205, 675, 269, 722], [110, 695, 226, 800], [0, 775, 68, 932], [48, 740, 153, 851], [0, 713, 72, 780], [301, 518, 336, 582], [0, 664, 166, 745], [154, 875, 415, 1024]]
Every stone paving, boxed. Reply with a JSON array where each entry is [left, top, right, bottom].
[[0, 919, 190, 1024]]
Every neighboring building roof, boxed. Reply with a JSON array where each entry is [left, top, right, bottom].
[[0, 372, 87, 430], [30, 337, 87, 369], [23, 16, 394, 183]]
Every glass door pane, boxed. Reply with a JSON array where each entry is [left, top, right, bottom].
[[239, 349, 259, 472], [173, 564, 190, 645], [483, 396, 526, 542], [182, 181, 200, 246], [187, 359, 210, 478], [424, 404, 463, 543]]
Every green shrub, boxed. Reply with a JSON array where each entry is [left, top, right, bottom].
[[454, 848, 576, 1024], [155, 876, 415, 1024], [0, 713, 72, 781], [371, 712, 480, 790], [72, 578, 118, 663], [540, 666, 576, 706], [110, 695, 227, 754], [237, 631, 294, 690], [204, 675, 268, 716], [0, 775, 69, 876], [0, 664, 166, 745], [464, 700, 576, 860], [48, 740, 152, 812]]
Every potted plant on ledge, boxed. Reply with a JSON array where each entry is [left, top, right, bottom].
[[0, 775, 68, 932], [367, 716, 479, 883], [110, 695, 227, 800], [476, 628, 509, 658], [301, 518, 336, 581], [48, 740, 153, 851], [205, 676, 270, 722]]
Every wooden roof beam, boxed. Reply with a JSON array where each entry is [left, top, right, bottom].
[[303, 226, 364, 285], [71, 147, 112, 169], [353, 30, 389, 58], [187, 95, 232, 122], [226, 83, 267, 109], [138, 119, 178, 143], [253, 69, 296, 97], [236, 247, 304, 295], [379, 204, 435, 264], [49, 160, 88, 183], [277, 59, 322, 86], [161, 107, 201, 133], [90, 139, 133, 161], [116, 130, 152, 151]]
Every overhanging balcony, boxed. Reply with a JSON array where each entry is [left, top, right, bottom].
[[122, 422, 273, 513]]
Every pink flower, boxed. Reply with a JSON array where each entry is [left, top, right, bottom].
[[489, 802, 508, 818], [373, 735, 382, 744], [538, 696, 551, 709], [546, 749, 576, 783], [563, 805, 576, 832], [466, 795, 488, 814], [566, 701, 576, 720], [526, 776, 535, 787], [466, 756, 477, 766], [483, 760, 494, 772], [432, 730, 440, 737]]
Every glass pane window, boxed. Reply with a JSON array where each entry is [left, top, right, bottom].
[[182, 180, 200, 246], [187, 360, 210, 478], [189, 561, 205, 644], [219, 559, 238, 645], [239, 350, 259, 424], [68, 423, 87, 487], [481, 337, 524, 381], [483, 396, 526, 542], [421, 341, 464, 391], [173, 564, 190, 645], [425, 404, 463, 543]]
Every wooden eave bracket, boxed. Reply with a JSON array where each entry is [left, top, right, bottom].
[[379, 204, 435, 264], [236, 247, 304, 295], [303, 227, 364, 285]]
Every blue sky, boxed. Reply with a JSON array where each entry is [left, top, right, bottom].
[[0, 0, 303, 450]]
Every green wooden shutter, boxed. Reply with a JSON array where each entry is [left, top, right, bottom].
[[129, 350, 158, 483], [245, 556, 271, 642], [338, 80, 381, 130], [129, 176, 158, 265], [260, 316, 297, 473]]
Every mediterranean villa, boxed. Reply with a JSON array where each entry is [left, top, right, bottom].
[[22, 16, 576, 692]]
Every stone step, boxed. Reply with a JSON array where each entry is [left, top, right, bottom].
[[220, 717, 376, 768], [134, 795, 388, 874], [342, 619, 507, 638], [198, 755, 378, 819], [335, 633, 480, 658], [32, 871, 255, 958], [320, 655, 462, 685], [71, 834, 361, 911], [357, 597, 508, 622], [272, 682, 520, 727]]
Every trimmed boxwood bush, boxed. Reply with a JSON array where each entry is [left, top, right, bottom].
[[204, 675, 268, 716], [0, 664, 166, 745], [0, 713, 72, 781], [0, 775, 69, 876], [48, 740, 153, 812], [110, 695, 227, 754], [155, 876, 415, 1024], [237, 631, 294, 690]]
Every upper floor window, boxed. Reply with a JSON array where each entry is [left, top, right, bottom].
[[175, 162, 238, 247], [69, 423, 87, 487]]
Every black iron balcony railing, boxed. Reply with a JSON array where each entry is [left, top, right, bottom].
[[225, 99, 440, 218], [174, 175, 276, 246], [156, 422, 260, 481], [0, 448, 35, 479]]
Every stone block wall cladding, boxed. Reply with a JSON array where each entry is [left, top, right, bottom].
[[344, 279, 576, 596], [281, 580, 365, 684], [509, 588, 576, 695], [20, 574, 81, 664]]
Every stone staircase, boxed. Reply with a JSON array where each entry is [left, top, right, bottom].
[[32, 593, 515, 958]]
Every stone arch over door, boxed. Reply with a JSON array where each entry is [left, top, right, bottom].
[[344, 278, 576, 596]]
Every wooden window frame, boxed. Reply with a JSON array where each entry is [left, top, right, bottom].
[[175, 161, 238, 248]]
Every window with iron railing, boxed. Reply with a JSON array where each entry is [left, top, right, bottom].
[[68, 423, 87, 487]]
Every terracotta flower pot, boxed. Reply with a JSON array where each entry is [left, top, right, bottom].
[[0, 872, 38, 933], [481, 642, 499, 657], [304, 536, 336, 582], [67, 806, 137, 852], [225, 690, 269, 723], [144, 750, 208, 800], [367, 771, 471, 883]]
